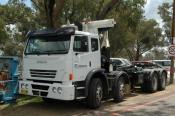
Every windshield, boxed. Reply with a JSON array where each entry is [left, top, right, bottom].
[[123, 59, 131, 66], [25, 35, 71, 55]]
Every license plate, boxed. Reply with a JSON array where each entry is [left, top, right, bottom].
[[21, 89, 28, 95]]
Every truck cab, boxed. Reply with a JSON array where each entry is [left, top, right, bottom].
[[20, 27, 100, 99]]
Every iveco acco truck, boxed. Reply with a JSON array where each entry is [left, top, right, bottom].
[[19, 19, 168, 108]]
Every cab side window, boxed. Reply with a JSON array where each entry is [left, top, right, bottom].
[[73, 36, 88, 52], [91, 38, 98, 52]]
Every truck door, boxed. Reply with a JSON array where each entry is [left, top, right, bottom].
[[90, 37, 101, 69], [73, 35, 91, 81]]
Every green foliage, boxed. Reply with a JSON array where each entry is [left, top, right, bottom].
[[0, 0, 38, 56], [3, 42, 24, 57], [158, 3, 172, 38], [108, 0, 151, 60], [0, 0, 39, 42], [31, 0, 65, 27], [134, 19, 163, 60], [0, 18, 9, 44], [0, 0, 164, 60], [143, 48, 167, 60]]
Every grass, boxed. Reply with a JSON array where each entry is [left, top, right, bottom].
[[0, 95, 42, 110]]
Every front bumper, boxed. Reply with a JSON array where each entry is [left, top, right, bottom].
[[19, 80, 75, 101]]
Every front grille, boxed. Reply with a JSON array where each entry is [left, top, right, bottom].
[[32, 84, 49, 90], [32, 90, 39, 96], [27, 79, 62, 84], [40, 92, 48, 97], [30, 69, 57, 78], [32, 90, 48, 97]]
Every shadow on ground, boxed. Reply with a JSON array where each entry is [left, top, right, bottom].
[[0, 87, 170, 116], [0, 95, 134, 116]]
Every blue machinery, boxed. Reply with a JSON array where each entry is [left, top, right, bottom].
[[0, 57, 19, 103]]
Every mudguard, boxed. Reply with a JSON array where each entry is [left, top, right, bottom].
[[85, 68, 106, 97], [110, 70, 130, 84], [85, 69, 130, 97]]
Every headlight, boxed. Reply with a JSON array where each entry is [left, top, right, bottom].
[[21, 83, 25, 89], [52, 87, 57, 93], [25, 84, 29, 89], [57, 87, 62, 94], [21, 83, 29, 89]]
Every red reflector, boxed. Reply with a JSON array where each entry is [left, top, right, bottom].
[[69, 73, 74, 80]]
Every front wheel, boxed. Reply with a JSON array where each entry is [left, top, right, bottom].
[[112, 77, 125, 102], [87, 78, 103, 109]]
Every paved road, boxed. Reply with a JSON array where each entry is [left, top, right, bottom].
[[118, 93, 175, 116], [0, 85, 175, 116]]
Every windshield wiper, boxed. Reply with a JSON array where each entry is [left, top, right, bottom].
[[25, 50, 42, 55], [43, 50, 68, 54]]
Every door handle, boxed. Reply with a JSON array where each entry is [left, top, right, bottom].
[[89, 61, 91, 67]]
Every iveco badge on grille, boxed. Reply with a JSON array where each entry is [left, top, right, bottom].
[[37, 60, 47, 64]]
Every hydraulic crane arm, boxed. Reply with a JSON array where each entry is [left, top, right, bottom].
[[82, 19, 116, 48]]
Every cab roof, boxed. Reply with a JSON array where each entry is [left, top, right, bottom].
[[27, 27, 98, 37], [27, 27, 75, 37]]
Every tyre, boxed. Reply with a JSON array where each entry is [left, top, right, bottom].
[[141, 79, 148, 92], [87, 78, 103, 109], [148, 72, 158, 93], [158, 72, 166, 91], [112, 77, 125, 102]]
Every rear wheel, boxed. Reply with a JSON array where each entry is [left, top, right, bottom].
[[87, 78, 103, 109], [148, 73, 158, 93], [112, 77, 125, 102], [158, 72, 166, 91]]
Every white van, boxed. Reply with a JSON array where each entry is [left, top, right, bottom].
[[151, 60, 171, 69]]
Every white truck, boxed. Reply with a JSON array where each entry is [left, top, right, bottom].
[[19, 19, 130, 108]]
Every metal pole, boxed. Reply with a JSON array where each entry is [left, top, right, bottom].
[[170, 0, 175, 84]]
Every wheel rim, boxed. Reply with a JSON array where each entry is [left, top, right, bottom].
[[162, 73, 166, 87], [119, 80, 124, 97], [96, 85, 103, 102]]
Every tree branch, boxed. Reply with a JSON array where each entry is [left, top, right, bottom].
[[96, 0, 120, 19]]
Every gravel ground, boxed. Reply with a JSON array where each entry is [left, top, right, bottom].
[[0, 85, 175, 116]]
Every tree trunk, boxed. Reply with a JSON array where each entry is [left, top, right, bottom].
[[169, 0, 175, 84], [135, 40, 140, 61], [53, 0, 65, 27], [135, 48, 140, 61], [43, 0, 65, 28], [44, 0, 55, 28]]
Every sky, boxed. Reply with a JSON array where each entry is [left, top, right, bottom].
[[0, 0, 173, 25], [144, 0, 173, 26], [0, 0, 32, 7]]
